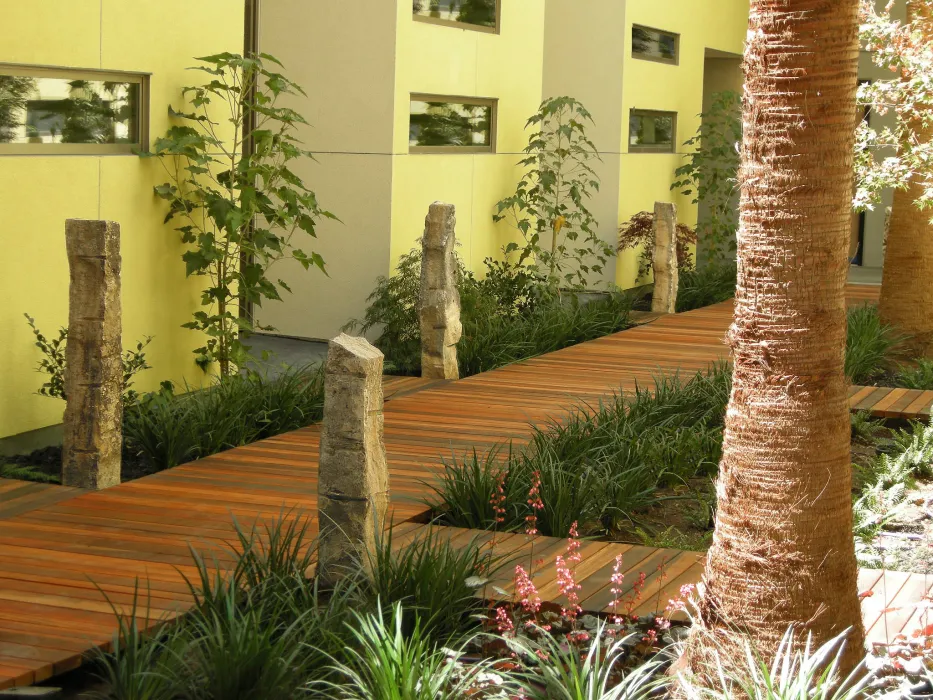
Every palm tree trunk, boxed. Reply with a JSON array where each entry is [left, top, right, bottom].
[[878, 2, 933, 358], [685, 0, 865, 678]]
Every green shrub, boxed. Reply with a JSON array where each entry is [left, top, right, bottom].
[[676, 264, 737, 312], [430, 363, 731, 537], [894, 358, 933, 390], [123, 364, 325, 470], [312, 603, 490, 700], [845, 304, 903, 384], [350, 247, 632, 377], [366, 526, 498, 641]]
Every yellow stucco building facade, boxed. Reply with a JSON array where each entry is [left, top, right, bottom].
[[255, 0, 749, 342], [0, 2, 245, 445]]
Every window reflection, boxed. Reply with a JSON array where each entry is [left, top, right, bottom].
[[629, 110, 676, 152], [410, 99, 493, 150], [632, 26, 678, 63], [412, 0, 497, 29], [0, 74, 140, 146]]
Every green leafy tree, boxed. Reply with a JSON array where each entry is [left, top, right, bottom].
[[142, 52, 334, 375], [494, 96, 612, 290], [670, 90, 742, 266], [457, 0, 496, 26], [0, 75, 35, 143]]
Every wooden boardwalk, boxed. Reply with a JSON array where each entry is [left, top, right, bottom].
[[0, 480, 85, 521], [1, 283, 927, 689], [849, 384, 933, 420]]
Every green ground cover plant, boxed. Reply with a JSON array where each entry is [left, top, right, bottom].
[[350, 248, 633, 377], [429, 363, 731, 538]]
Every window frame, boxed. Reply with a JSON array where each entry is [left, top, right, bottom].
[[412, 0, 501, 35], [631, 24, 680, 66], [0, 62, 150, 156], [408, 94, 498, 154], [628, 109, 678, 154]]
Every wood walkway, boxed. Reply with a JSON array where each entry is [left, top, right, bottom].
[[0, 480, 84, 521], [849, 384, 933, 420], [0, 283, 928, 689]]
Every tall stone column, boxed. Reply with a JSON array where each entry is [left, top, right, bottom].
[[317, 333, 389, 586], [62, 219, 123, 489], [420, 202, 462, 380], [651, 202, 679, 314]]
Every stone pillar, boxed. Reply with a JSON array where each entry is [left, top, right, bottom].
[[651, 202, 679, 314], [419, 202, 462, 380], [317, 333, 389, 586], [62, 219, 123, 490]]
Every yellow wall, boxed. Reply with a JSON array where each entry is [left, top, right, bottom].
[[616, 0, 748, 286], [0, 0, 244, 440], [389, 0, 546, 274]]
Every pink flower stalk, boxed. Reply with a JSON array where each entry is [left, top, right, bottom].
[[607, 553, 626, 625], [623, 571, 647, 619], [557, 521, 584, 623], [494, 605, 514, 636], [490, 471, 507, 526], [665, 583, 696, 614], [525, 471, 544, 536], [514, 565, 542, 617]]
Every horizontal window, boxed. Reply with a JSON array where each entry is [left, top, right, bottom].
[[629, 109, 677, 153], [632, 25, 679, 65], [413, 0, 499, 33], [0, 64, 148, 155], [409, 95, 496, 153]]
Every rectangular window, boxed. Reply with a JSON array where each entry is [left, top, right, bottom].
[[629, 110, 677, 153], [632, 25, 679, 65], [409, 95, 496, 153], [412, 0, 499, 33], [0, 64, 148, 155]]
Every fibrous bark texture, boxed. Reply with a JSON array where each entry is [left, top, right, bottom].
[[651, 202, 679, 314], [62, 219, 123, 490], [878, 1, 933, 357], [317, 333, 389, 587], [420, 202, 462, 380], [685, 0, 865, 676]]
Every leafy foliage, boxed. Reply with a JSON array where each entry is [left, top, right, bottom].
[[123, 364, 325, 470], [855, 1, 933, 213], [670, 90, 741, 265], [617, 210, 698, 279], [366, 526, 499, 640], [894, 358, 933, 390], [430, 364, 732, 537], [675, 264, 737, 312], [24, 313, 152, 403], [845, 304, 904, 384], [494, 96, 613, 288], [349, 248, 632, 377], [143, 52, 334, 375]]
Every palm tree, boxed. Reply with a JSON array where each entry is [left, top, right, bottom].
[[684, 0, 866, 679], [878, 1, 933, 358]]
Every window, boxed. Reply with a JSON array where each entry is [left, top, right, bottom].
[[409, 96, 496, 153], [629, 110, 677, 153], [412, 0, 499, 33], [632, 25, 679, 65], [0, 64, 148, 154]]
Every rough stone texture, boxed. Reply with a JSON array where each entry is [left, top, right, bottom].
[[651, 202, 679, 314], [317, 333, 389, 586], [419, 202, 462, 380], [62, 219, 122, 490]]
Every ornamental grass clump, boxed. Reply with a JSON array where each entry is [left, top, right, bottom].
[[429, 363, 731, 537]]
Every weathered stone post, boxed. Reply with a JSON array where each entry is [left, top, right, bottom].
[[62, 219, 123, 489], [651, 201, 679, 314], [420, 202, 462, 380], [317, 333, 389, 586]]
